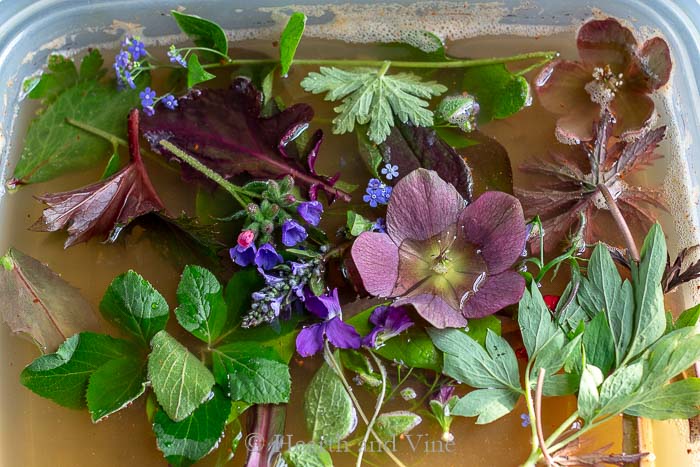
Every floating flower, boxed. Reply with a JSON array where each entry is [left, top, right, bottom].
[[295, 288, 361, 357], [362, 305, 413, 348], [381, 163, 399, 180], [371, 217, 386, 233], [535, 18, 671, 144], [162, 94, 178, 110], [429, 386, 459, 442], [543, 295, 560, 311], [126, 37, 147, 61], [230, 244, 256, 267], [139, 87, 156, 108], [362, 178, 392, 208], [254, 243, 283, 270], [297, 201, 323, 226], [281, 219, 308, 247], [351, 169, 527, 328]]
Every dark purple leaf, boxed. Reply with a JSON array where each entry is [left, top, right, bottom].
[[141, 78, 350, 202], [458, 131, 513, 195], [32, 109, 164, 248]]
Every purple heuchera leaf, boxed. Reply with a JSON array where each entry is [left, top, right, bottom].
[[295, 288, 361, 356], [297, 201, 323, 226], [254, 243, 283, 270], [141, 78, 351, 202], [281, 219, 307, 247], [351, 168, 527, 328], [362, 305, 414, 348]]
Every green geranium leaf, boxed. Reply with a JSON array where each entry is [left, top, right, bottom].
[[453, 388, 520, 424], [211, 343, 291, 404], [20, 332, 137, 409], [171, 11, 228, 57], [577, 364, 604, 423], [153, 386, 231, 467], [175, 265, 228, 344], [148, 331, 215, 422], [583, 312, 615, 375], [374, 411, 422, 441], [100, 270, 169, 346], [625, 378, 700, 420], [304, 362, 355, 445], [86, 355, 147, 422], [283, 443, 333, 467], [462, 64, 529, 122], [186, 54, 216, 88], [279, 12, 306, 76], [27, 52, 103, 104]]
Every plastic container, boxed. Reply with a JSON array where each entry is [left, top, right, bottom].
[[0, 1, 699, 465]]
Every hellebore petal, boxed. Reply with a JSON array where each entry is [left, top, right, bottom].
[[609, 91, 654, 139], [386, 168, 464, 244], [296, 323, 326, 357], [325, 317, 362, 350], [351, 232, 399, 297], [461, 270, 526, 318], [535, 60, 592, 116], [636, 37, 672, 90], [394, 294, 468, 329], [576, 18, 638, 71]]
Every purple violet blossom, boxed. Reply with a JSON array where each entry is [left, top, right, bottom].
[[297, 201, 324, 226], [230, 244, 256, 267], [362, 305, 413, 348], [296, 288, 361, 357], [281, 219, 308, 247], [255, 243, 283, 270]]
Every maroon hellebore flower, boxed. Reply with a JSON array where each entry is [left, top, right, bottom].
[[536, 18, 671, 143], [351, 169, 527, 328]]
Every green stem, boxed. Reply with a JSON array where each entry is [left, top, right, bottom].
[[357, 351, 388, 467], [158, 140, 261, 208], [523, 361, 541, 462]]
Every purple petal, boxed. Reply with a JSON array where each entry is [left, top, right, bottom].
[[361, 327, 383, 348], [458, 191, 527, 275], [431, 386, 455, 405], [369, 306, 390, 326], [610, 91, 654, 140], [297, 201, 324, 226], [304, 288, 341, 320], [635, 37, 672, 90], [554, 106, 601, 144], [325, 317, 361, 350], [394, 294, 468, 329], [230, 244, 257, 267], [281, 219, 308, 247], [257, 267, 284, 285], [351, 232, 399, 297], [255, 243, 283, 270], [296, 324, 326, 357], [461, 270, 526, 318], [386, 169, 464, 244], [577, 18, 637, 70], [383, 307, 414, 335]]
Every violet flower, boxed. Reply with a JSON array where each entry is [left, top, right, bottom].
[[536, 18, 671, 143], [297, 201, 323, 226], [255, 243, 283, 270], [281, 219, 308, 247], [429, 385, 459, 442], [362, 305, 413, 348], [230, 244, 256, 267], [295, 288, 361, 357], [351, 169, 527, 328]]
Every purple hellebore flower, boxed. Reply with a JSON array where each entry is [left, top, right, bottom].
[[351, 169, 527, 329], [255, 243, 283, 270], [297, 201, 324, 226], [295, 288, 361, 357], [230, 244, 256, 267], [362, 305, 414, 348], [281, 219, 308, 247]]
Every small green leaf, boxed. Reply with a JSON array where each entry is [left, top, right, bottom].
[[453, 388, 520, 424], [153, 386, 231, 467], [86, 356, 147, 422], [518, 284, 559, 357], [433, 126, 478, 149], [148, 331, 215, 422], [279, 12, 306, 76], [175, 265, 228, 344], [462, 64, 530, 122], [211, 343, 291, 404], [171, 11, 228, 56], [465, 315, 501, 346], [675, 304, 700, 329], [583, 312, 616, 375], [625, 378, 700, 420], [340, 349, 382, 387], [186, 54, 216, 88], [374, 411, 422, 441], [100, 151, 121, 179], [283, 443, 333, 467], [346, 211, 375, 237], [638, 327, 700, 391], [356, 128, 384, 177], [79, 49, 105, 80], [304, 362, 355, 445], [530, 332, 582, 396], [100, 270, 169, 345], [20, 332, 136, 409], [578, 364, 604, 423], [598, 362, 644, 417]]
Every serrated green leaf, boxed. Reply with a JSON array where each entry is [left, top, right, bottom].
[[301, 66, 446, 144], [20, 332, 136, 409], [675, 304, 700, 329], [279, 12, 306, 76], [175, 265, 228, 344], [453, 388, 520, 424], [99, 270, 169, 346], [186, 54, 216, 88], [578, 364, 604, 423], [172, 11, 228, 57], [374, 411, 422, 440], [583, 312, 616, 375], [462, 64, 529, 122], [27, 54, 78, 102], [625, 378, 700, 420], [518, 284, 559, 357], [211, 343, 290, 404], [153, 386, 231, 467], [86, 355, 147, 422], [283, 443, 333, 467], [148, 331, 215, 422], [79, 49, 104, 80], [304, 362, 355, 445]]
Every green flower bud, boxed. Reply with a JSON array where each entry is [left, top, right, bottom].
[[436, 94, 480, 132]]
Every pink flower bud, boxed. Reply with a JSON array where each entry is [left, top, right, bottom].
[[237, 230, 255, 248]]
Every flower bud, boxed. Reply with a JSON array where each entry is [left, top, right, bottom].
[[237, 229, 255, 248], [262, 221, 274, 234], [247, 203, 259, 215], [436, 94, 480, 132]]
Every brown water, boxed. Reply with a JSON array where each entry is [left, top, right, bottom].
[[0, 32, 692, 467]]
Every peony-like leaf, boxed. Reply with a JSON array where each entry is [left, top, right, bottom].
[[31, 109, 164, 247]]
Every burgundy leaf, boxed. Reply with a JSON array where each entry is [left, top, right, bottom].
[[141, 78, 350, 202], [32, 109, 164, 247], [458, 131, 514, 196]]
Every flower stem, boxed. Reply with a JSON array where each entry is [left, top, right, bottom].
[[597, 183, 640, 263], [357, 351, 388, 467], [534, 368, 555, 466]]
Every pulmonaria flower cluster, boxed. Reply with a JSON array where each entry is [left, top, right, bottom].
[[536, 18, 671, 143], [230, 242, 283, 270], [352, 169, 527, 328], [363, 178, 393, 208]]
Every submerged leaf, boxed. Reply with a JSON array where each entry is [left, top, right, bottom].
[[304, 361, 356, 445], [283, 443, 333, 467], [279, 12, 306, 76], [462, 64, 530, 122], [0, 247, 100, 353], [31, 109, 164, 247], [171, 10, 228, 57]]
